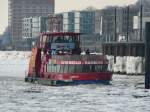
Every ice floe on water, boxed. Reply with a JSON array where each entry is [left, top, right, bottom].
[[107, 55, 145, 74], [0, 51, 31, 77]]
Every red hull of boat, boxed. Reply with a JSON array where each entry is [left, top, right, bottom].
[[43, 72, 112, 81]]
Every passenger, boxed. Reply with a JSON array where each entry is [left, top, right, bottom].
[[77, 47, 81, 55], [68, 50, 72, 55], [61, 48, 65, 55], [64, 37, 68, 43], [51, 49, 56, 55], [43, 48, 47, 54], [48, 49, 51, 55], [71, 48, 75, 54], [46, 51, 50, 62], [86, 49, 90, 55], [72, 46, 81, 55], [58, 50, 63, 55]]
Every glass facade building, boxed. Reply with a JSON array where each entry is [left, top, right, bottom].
[[63, 11, 95, 34]]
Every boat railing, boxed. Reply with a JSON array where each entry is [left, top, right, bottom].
[[51, 55, 107, 61], [46, 55, 108, 73]]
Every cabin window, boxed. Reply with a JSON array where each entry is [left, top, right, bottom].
[[94, 65, 102, 72], [54, 65, 57, 73], [68, 65, 75, 73], [50, 65, 54, 72], [56, 65, 61, 73], [54, 37, 63, 43], [82, 64, 107, 73], [50, 65, 56, 73], [82, 65, 93, 73], [51, 36, 77, 43], [75, 65, 83, 73], [60, 65, 64, 73], [68, 36, 73, 42], [91, 65, 95, 72], [102, 64, 108, 72], [63, 65, 69, 73], [96, 65, 103, 72], [47, 65, 51, 72], [82, 64, 90, 72]]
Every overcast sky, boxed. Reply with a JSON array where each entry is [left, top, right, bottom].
[[0, 0, 137, 34]]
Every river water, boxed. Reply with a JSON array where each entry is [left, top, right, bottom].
[[0, 75, 149, 112]]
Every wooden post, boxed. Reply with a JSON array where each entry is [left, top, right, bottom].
[[126, 6, 129, 42], [114, 8, 117, 42], [145, 22, 150, 89], [140, 0, 143, 41]]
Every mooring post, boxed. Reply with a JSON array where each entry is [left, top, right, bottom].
[[140, 0, 143, 41], [145, 22, 150, 89]]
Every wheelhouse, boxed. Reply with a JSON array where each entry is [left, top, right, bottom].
[[38, 32, 81, 55]]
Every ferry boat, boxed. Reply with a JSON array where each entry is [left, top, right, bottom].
[[25, 32, 112, 86]]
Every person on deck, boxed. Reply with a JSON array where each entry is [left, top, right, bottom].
[[86, 49, 90, 55]]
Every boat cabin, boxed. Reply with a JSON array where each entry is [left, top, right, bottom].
[[38, 32, 81, 55]]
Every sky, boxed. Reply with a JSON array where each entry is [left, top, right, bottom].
[[0, 0, 137, 35]]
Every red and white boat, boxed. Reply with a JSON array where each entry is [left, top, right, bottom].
[[25, 32, 112, 86]]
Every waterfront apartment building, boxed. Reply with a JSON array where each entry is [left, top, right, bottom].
[[22, 16, 49, 50], [95, 6, 138, 43], [22, 14, 63, 39], [62, 11, 95, 34], [22, 17, 49, 39], [8, 0, 54, 49], [62, 11, 100, 51]]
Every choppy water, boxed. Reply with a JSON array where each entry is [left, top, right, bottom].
[[0, 75, 149, 112]]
